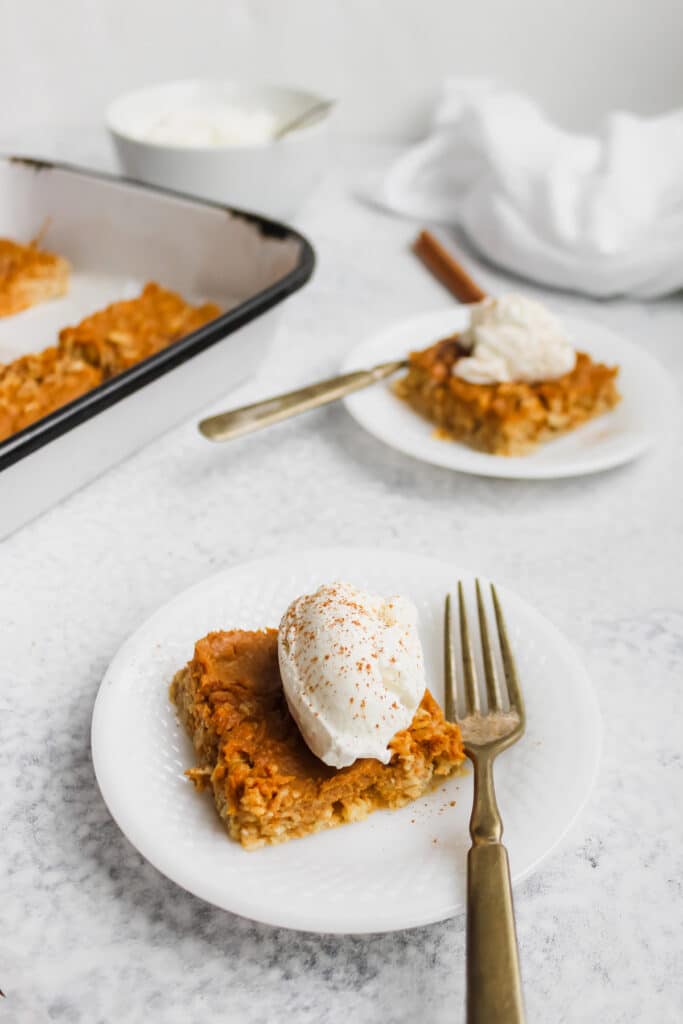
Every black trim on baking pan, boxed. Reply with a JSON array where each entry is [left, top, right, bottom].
[[0, 157, 316, 472]]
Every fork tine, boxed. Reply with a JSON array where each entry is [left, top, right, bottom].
[[444, 594, 457, 723], [491, 584, 524, 714], [476, 579, 502, 712], [458, 581, 480, 714]]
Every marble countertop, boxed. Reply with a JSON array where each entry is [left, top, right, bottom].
[[1, 141, 682, 1023]]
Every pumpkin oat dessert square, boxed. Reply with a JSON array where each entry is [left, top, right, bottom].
[[394, 334, 620, 456], [0, 282, 221, 443], [0, 236, 69, 317], [0, 347, 102, 442], [58, 282, 220, 378], [170, 628, 465, 850]]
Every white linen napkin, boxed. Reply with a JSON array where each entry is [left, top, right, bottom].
[[380, 80, 683, 298]]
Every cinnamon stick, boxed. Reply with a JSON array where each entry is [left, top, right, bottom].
[[412, 230, 487, 304]]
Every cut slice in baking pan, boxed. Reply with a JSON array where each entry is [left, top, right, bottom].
[[0, 157, 314, 538]]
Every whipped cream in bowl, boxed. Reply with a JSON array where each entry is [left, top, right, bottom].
[[454, 294, 576, 385], [278, 582, 426, 769], [106, 81, 333, 220], [142, 106, 278, 148]]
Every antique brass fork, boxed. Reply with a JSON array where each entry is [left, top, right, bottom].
[[445, 581, 526, 1024]]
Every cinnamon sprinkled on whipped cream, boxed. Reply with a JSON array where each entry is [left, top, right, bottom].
[[278, 582, 426, 768]]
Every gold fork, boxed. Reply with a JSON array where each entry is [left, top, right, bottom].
[[445, 581, 526, 1024]]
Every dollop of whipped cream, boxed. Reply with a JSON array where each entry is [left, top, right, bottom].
[[278, 582, 426, 768], [454, 294, 576, 384]]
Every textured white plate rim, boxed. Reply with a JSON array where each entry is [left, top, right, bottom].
[[341, 310, 673, 480], [91, 546, 602, 934]]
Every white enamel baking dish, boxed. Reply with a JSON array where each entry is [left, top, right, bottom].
[[0, 156, 314, 538]]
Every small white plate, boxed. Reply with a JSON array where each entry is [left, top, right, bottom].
[[341, 309, 672, 479], [92, 548, 600, 934]]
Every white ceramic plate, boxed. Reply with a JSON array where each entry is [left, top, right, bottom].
[[341, 309, 672, 479], [92, 548, 601, 934]]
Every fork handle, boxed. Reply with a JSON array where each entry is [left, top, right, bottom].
[[467, 841, 524, 1023], [198, 360, 406, 442]]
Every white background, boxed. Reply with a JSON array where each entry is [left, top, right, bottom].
[[1, 0, 682, 151]]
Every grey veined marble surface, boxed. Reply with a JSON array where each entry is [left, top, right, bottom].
[[1, 142, 682, 1024]]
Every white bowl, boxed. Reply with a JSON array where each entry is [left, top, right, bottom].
[[107, 80, 333, 221]]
